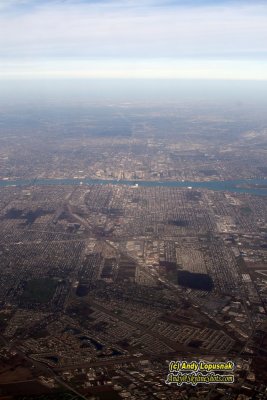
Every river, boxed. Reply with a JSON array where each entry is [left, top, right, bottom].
[[0, 178, 267, 196]]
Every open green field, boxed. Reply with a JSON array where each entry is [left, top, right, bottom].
[[20, 278, 58, 304]]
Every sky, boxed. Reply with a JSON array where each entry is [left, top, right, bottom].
[[0, 0, 267, 80]]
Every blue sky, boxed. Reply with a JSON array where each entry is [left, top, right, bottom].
[[0, 0, 266, 79]]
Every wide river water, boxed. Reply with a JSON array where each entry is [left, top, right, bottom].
[[0, 178, 267, 196]]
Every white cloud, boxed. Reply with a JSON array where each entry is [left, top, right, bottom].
[[1, 58, 267, 80], [0, 1, 266, 79]]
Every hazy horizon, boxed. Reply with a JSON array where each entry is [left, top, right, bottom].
[[1, 78, 267, 106]]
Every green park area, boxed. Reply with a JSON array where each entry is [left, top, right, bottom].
[[20, 278, 58, 304]]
